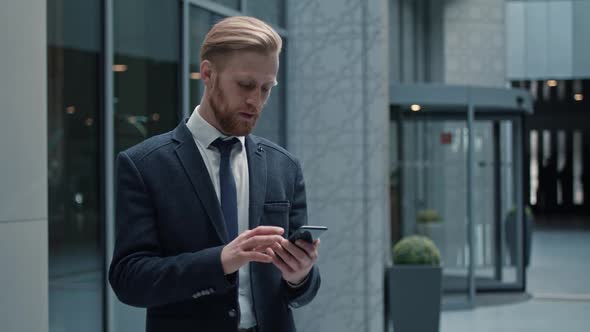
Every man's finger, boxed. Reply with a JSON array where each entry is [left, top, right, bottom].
[[313, 238, 321, 248], [242, 251, 273, 264], [280, 239, 309, 262], [266, 248, 293, 274], [272, 243, 301, 271], [240, 235, 284, 250], [243, 226, 284, 238], [294, 240, 315, 256], [251, 244, 274, 252]]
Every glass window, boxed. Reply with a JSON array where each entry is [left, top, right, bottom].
[[47, 0, 103, 331], [114, 0, 180, 153], [189, 7, 224, 108], [246, 0, 285, 28], [213, 0, 240, 11]]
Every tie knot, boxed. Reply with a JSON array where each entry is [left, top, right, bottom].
[[211, 137, 240, 156]]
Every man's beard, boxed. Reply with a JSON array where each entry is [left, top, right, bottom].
[[210, 80, 260, 136]]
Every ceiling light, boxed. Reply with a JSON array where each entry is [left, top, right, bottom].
[[113, 64, 128, 72], [410, 104, 422, 112], [574, 94, 583, 101], [547, 80, 557, 87], [190, 72, 201, 80]]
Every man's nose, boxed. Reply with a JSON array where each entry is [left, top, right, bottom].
[[246, 89, 264, 107]]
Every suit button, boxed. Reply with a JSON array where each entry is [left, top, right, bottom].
[[228, 309, 237, 318]]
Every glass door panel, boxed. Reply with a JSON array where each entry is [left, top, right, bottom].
[[473, 119, 524, 289], [397, 115, 525, 308], [399, 118, 472, 308]]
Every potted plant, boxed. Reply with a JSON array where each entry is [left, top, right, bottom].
[[505, 206, 534, 267], [386, 235, 442, 332], [415, 209, 444, 259]]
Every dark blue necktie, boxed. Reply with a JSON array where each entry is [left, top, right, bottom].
[[211, 137, 240, 241]]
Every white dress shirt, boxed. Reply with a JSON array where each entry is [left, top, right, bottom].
[[186, 106, 257, 328]]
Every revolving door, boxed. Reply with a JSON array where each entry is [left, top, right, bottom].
[[389, 84, 534, 308]]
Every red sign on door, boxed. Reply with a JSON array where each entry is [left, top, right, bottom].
[[440, 132, 452, 145]]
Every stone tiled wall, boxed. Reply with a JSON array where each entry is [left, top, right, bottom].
[[444, 0, 506, 87], [286, 0, 390, 331]]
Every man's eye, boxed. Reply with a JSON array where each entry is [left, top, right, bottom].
[[238, 82, 254, 89], [262, 86, 270, 93]]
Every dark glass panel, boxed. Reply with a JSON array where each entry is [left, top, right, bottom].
[[189, 7, 224, 109], [213, 0, 240, 10], [47, 0, 103, 331], [114, 0, 180, 153]]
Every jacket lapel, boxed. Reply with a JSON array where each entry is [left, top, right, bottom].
[[246, 136, 267, 229], [172, 121, 229, 244]]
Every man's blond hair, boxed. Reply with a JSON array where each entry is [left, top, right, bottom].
[[200, 16, 282, 65]]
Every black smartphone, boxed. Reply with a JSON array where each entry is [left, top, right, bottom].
[[288, 226, 328, 243]]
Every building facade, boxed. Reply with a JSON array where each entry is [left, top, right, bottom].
[[3, 0, 587, 332]]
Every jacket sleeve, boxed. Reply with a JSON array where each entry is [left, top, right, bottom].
[[108, 151, 235, 308], [282, 159, 321, 307]]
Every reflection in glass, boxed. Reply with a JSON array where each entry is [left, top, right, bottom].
[[47, 0, 103, 331], [247, 0, 286, 27], [114, 0, 180, 153]]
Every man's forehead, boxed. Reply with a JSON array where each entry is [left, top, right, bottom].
[[232, 72, 278, 85]]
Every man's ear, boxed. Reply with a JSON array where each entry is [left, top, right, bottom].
[[200, 60, 214, 89]]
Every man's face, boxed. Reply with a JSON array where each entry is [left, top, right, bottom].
[[207, 51, 278, 136]]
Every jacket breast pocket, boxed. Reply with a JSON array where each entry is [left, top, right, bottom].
[[262, 201, 291, 230]]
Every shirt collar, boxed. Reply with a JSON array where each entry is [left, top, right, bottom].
[[186, 105, 246, 150]]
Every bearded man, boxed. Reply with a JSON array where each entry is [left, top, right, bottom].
[[109, 16, 321, 332]]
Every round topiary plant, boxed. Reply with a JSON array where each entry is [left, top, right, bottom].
[[416, 209, 441, 223], [393, 235, 441, 265]]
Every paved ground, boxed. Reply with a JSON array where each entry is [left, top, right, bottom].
[[441, 223, 590, 332]]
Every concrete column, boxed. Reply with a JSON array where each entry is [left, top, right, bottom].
[[0, 1, 49, 332], [287, 0, 390, 330]]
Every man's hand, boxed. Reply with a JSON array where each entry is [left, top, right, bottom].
[[266, 238, 320, 285], [220, 226, 285, 275]]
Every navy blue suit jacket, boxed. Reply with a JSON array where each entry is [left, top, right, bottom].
[[109, 121, 320, 332]]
